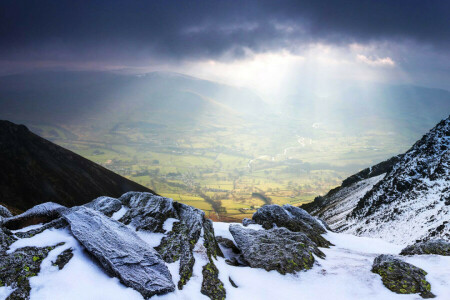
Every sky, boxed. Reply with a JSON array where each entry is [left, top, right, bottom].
[[1, 0, 449, 98]]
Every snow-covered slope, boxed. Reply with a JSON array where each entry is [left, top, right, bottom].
[[344, 116, 449, 244], [310, 174, 385, 231], [1, 222, 450, 300]]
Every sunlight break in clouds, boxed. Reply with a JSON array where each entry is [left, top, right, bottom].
[[356, 54, 395, 67]]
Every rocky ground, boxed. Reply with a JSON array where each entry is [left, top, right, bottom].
[[1, 193, 449, 300]]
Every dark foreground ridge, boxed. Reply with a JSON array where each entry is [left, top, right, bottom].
[[0, 120, 152, 212]]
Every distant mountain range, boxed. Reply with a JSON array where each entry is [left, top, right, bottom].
[[0, 120, 152, 212], [304, 116, 450, 244]]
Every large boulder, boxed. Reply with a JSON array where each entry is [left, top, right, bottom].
[[119, 192, 177, 232], [371, 255, 435, 298], [62, 206, 175, 298], [2, 202, 67, 230], [229, 224, 325, 274], [251, 204, 332, 247], [400, 239, 450, 256], [84, 196, 122, 217]]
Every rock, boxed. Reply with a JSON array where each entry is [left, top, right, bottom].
[[400, 239, 450, 256], [242, 218, 254, 227], [0, 243, 63, 300], [216, 236, 240, 254], [84, 196, 122, 217], [156, 201, 224, 293], [63, 206, 175, 298], [0, 205, 13, 219], [52, 248, 74, 270], [371, 255, 435, 298], [216, 236, 248, 267], [14, 218, 68, 239], [251, 204, 332, 247], [229, 224, 325, 274], [201, 262, 226, 300], [2, 202, 67, 230], [0, 227, 17, 254], [119, 192, 177, 232]]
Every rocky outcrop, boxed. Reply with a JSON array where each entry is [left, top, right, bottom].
[[13, 218, 68, 239], [344, 117, 450, 244], [400, 239, 450, 256], [2, 202, 67, 230], [251, 204, 332, 248], [229, 225, 325, 274], [52, 248, 74, 270], [84, 196, 122, 217], [0, 227, 17, 254], [119, 192, 177, 232], [63, 206, 175, 298], [242, 218, 254, 227], [302, 155, 401, 214], [216, 236, 247, 266], [371, 255, 435, 298], [0, 205, 13, 219], [155, 200, 224, 296], [0, 243, 63, 300]]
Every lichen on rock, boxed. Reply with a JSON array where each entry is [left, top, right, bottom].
[[0, 243, 63, 300], [251, 204, 332, 248], [229, 224, 324, 274], [400, 239, 450, 256], [371, 254, 435, 298]]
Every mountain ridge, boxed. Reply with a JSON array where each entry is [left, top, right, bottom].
[[0, 120, 153, 212]]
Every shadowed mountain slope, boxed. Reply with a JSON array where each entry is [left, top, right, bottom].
[[0, 120, 153, 212]]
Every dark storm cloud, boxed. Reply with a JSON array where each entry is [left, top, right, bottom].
[[0, 0, 449, 63]]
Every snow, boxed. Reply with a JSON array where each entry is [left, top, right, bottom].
[[111, 206, 128, 220], [313, 174, 385, 230], [128, 217, 179, 248], [163, 218, 179, 232], [154, 230, 210, 300], [6, 227, 145, 300], [3, 220, 449, 300], [11, 223, 44, 233], [213, 222, 263, 241], [0, 287, 14, 300]]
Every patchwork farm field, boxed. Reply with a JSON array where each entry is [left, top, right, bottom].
[[29, 114, 410, 222]]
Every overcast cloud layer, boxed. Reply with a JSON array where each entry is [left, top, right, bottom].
[[1, 0, 449, 61], [1, 0, 449, 90]]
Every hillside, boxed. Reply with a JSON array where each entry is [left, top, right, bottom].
[[0, 120, 152, 212], [305, 116, 450, 244]]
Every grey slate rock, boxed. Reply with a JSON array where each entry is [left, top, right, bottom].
[[0, 205, 13, 219], [156, 201, 215, 289], [52, 248, 74, 270], [14, 218, 68, 239], [372, 254, 435, 298], [119, 192, 177, 232], [251, 204, 332, 247], [84, 196, 122, 217], [2, 202, 67, 230], [242, 218, 254, 227], [0, 226, 17, 254], [400, 239, 450, 256], [216, 236, 248, 267], [229, 224, 325, 274], [63, 206, 175, 298]]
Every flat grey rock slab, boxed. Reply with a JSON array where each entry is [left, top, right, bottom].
[[63, 206, 175, 298]]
